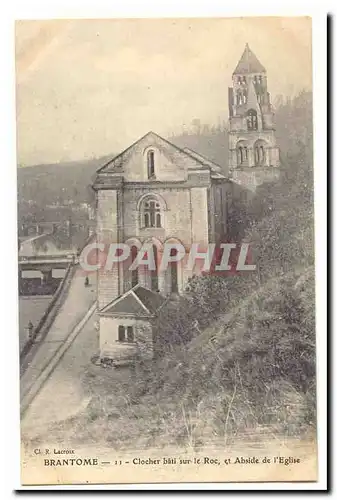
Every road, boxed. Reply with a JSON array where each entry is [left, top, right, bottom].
[[20, 267, 97, 416], [21, 312, 99, 439]]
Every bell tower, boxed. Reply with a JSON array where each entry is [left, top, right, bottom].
[[228, 43, 280, 191]]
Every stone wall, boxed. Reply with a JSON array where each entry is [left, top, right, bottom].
[[99, 315, 153, 361], [96, 189, 120, 309]]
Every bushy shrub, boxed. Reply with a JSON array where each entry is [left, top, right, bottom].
[[155, 275, 230, 352]]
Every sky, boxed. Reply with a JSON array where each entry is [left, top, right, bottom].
[[15, 17, 312, 167]]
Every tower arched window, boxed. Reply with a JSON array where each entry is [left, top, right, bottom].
[[236, 141, 249, 166], [254, 141, 266, 166], [237, 91, 244, 105], [247, 109, 258, 130], [237, 146, 244, 165], [147, 150, 155, 179], [139, 195, 163, 229]]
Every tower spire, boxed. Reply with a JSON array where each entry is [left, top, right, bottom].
[[233, 44, 266, 75]]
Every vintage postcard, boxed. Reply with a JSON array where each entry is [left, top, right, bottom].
[[16, 17, 319, 486]]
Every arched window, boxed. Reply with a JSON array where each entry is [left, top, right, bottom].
[[247, 109, 258, 131], [139, 195, 163, 229], [147, 150, 155, 179], [145, 199, 161, 228], [242, 76, 246, 85], [170, 248, 178, 294], [237, 76, 242, 85], [237, 146, 244, 165], [151, 245, 159, 291], [243, 89, 247, 104], [236, 141, 248, 166], [254, 141, 266, 166], [130, 245, 139, 287]]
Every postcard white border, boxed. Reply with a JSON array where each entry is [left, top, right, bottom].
[[0, 1, 328, 495]]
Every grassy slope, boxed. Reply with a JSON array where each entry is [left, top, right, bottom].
[[30, 265, 315, 451]]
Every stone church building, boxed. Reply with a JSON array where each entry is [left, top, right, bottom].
[[92, 44, 280, 363]]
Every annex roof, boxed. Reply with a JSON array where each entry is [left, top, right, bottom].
[[100, 284, 166, 317]]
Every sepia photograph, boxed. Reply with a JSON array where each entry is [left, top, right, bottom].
[[14, 15, 324, 486]]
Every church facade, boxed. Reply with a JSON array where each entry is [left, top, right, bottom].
[[93, 132, 232, 361], [92, 44, 280, 363]]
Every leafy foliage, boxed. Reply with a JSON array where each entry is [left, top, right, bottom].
[[155, 275, 230, 351]]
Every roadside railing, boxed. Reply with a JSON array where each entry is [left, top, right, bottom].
[[20, 262, 76, 363]]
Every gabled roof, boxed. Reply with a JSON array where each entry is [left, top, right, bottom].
[[183, 147, 222, 172], [134, 285, 166, 313], [96, 131, 215, 175], [182, 147, 228, 179], [100, 284, 166, 317], [233, 43, 266, 75]]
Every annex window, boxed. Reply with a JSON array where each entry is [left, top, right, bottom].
[[127, 326, 134, 342], [118, 325, 135, 343], [147, 150, 155, 179], [118, 325, 125, 342]]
